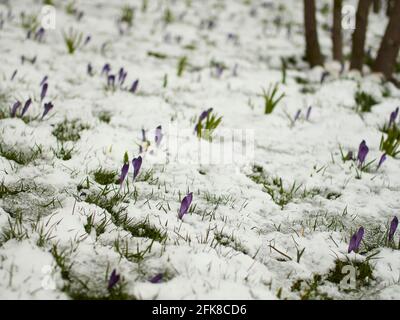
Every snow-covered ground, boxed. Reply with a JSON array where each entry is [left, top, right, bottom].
[[0, 0, 399, 300]]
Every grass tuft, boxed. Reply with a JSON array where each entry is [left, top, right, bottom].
[[93, 168, 118, 186], [0, 142, 42, 165], [52, 119, 89, 142], [261, 83, 285, 114], [355, 90, 378, 113]]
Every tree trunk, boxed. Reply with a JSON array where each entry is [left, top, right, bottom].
[[304, 0, 324, 67], [373, 0, 400, 79], [373, 0, 381, 13], [350, 0, 372, 71], [386, 0, 395, 16], [332, 0, 343, 62]]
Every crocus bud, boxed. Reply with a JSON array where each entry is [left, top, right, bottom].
[[389, 216, 398, 242], [119, 162, 129, 186], [102, 63, 111, 75], [87, 63, 93, 76], [84, 35, 91, 45], [294, 109, 301, 122], [179, 192, 193, 220], [377, 153, 387, 170], [107, 75, 115, 88], [321, 71, 329, 84], [40, 75, 48, 87], [389, 107, 399, 127], [20, 98, 32, 117], [119, 152, 130, 186], [129, 79, 139, 93], [34, 27, 45, 41], [10, 69, 17, 81], [149, 273, 163, 284], [141, 128, 146, 142], [41, 102, 54, 119], [40, 82, 48, 101], [306, 106, 312, 121], [348, 226, 364, 253], [10, 101, 21, 117], [155, 125, 163, 147], [107, 269, 120, 290], [355, 227, 364, 251], [357, 140, 369, 166], [132, 156, 142, 181]]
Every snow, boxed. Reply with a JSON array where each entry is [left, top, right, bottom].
[[0, 0, 399, 299]]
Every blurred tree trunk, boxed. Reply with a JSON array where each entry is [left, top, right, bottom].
[[373, 0, 400, 79], [332, 0, 343, 62], [386, 0, 395, 16], [304, 0, 324, 67], [350, 0, 372, 71], [373, 0, 381, 13]]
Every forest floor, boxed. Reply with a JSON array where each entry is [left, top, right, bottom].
[[0, 0, 400, 299]]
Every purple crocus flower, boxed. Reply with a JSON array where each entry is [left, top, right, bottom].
[[77, 11, 84, 21], [227, 33, 236, 41], [83, 35, 91, 46], [178, 192, 193, 220], [20, 98, 32, 117], [149, 273, 163, 284], [155, 125, 163, 147], [129, 79, 139, 93], [118, 67, 128, 85], [389, 216, 398, 242], [40, 76, 48, 87], [10, 101, 21, 117], [102, 63, 111, 75], [389, 107, 399, 127], [87, 63, 93, 76], [118, 68, 127, 86], [355, 227, 364, 250], [199, 108, 213, 122], [306, 106, 312, 121], [357, 140, 369, 166], [132, 156, 142, 181], [41, 102, 54, 119], [118, 67, 125, 81], [107, 269, 120, 290], [34, 27, 45, 42], [320, 71, 329, 84], [107, 75, 115, 88], [10, 69, 17, 81], [40, 82, 48, 101], [377, 153, 387, 170], [119, 162, 129, 186], [294, 109, 301, 122], [348, 226, 364, 253], [348, 233, 357, 254], [195, 108, 213, 132], [141, 128, 146, 142]]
